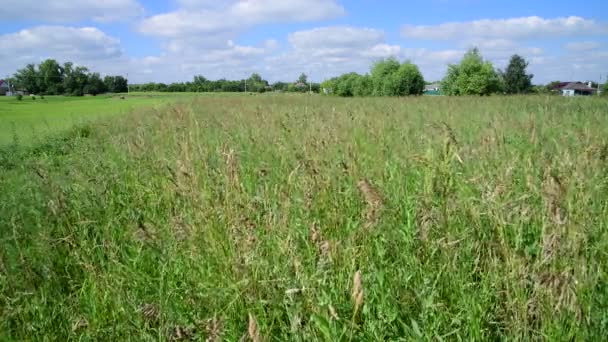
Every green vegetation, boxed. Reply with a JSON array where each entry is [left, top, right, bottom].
[[442, 48, 501, 96], [1, 94, 607, 340], [0, 93, 190, 145], [11, 59, 128, 96], [321, 58, 425, 97], [130, 73, 320, 94], [500, 54, 534, 94]]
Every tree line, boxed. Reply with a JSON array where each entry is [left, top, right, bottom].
[[321, 49, 537, 97], [8, 53, 605, 97], [129, 73, 320, 93], [10, 59, 128, 96], [321, 59, 425, 97]]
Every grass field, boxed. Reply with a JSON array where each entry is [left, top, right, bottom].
[[0, 93, 198, 146], [1, 94, 607, 340]]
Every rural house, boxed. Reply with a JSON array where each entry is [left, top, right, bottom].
[[0, 80, 8, 96], [553, 81, 596, 96], [424, 82, 441, 95]]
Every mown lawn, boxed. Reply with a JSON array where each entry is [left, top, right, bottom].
[[0, 93, 198, 146], [1, 94, 607, 340]]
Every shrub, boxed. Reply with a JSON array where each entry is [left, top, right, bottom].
[[16, 94, 23, 101], [31, 96, 36, 100]]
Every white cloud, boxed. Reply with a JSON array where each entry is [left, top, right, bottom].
[[288, 27, 384, 50], [139, 0, 344, 38], [0, 26, 122, 64], [402, 16, 608, 40], [0, 0, 143, 23], [565, 41, 601, 52]]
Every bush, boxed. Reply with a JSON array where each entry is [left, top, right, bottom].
[[40, 95, 45, 100], [16, 95, 23, 101], [31, 96, 36, 100]]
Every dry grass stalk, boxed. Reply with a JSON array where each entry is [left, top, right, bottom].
[[328, 305, 340, 320], [351, 270, 364, 316], [203, 317, 223, 342], [357, 179, 384, 228], [71, 318, 89, 332], [537, 270, 580, 318], [222, 147, 240, 187], [140, 303, 160, 323], [542, 172, 568, 225], [416, 208, 433, 243], [247, 313, 261, 342], [168, 325, 196, 341], [134, 221, 158, 244]]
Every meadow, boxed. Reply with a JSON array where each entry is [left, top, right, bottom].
[[0, 93, 198, 146], [1, 94, 607, 340]]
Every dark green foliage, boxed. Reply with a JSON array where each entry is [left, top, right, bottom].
[[103, 76, 128, 93], [442, 48, 501, 96], [130, 74, 320, 93], [11, 59, 127, 96], [502, 55, 533, 94], [321, 59, 425, 97]]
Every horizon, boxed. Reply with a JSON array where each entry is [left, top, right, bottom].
[[1, 0, 607, 84]]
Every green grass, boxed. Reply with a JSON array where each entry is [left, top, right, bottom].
[[0, 93, 197, 146], [1, 94, 608, 340]]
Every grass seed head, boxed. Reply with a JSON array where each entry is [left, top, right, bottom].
[[247, 313, 261, 342]]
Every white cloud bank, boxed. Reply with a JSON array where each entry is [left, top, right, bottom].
[[401, 16, 608, 40], [0, 0, 143, 23]]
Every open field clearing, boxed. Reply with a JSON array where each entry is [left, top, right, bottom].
[[0, 93, 200, 146], [1, 94, 608, 340]]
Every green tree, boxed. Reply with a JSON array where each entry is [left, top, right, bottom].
[[371, 58, 400, 96], [84, 73, 106, 95], [104, 76, 128, 93], [13, 64, 41, 94], [502, 54, 533, 94], [353, 74, 373, 96], [38, 59, 64, 94], [442, 48, 500, 96], [394, 62, 425, 95], [298, 73, 308, 84]]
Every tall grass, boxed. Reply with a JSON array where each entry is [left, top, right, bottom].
[[1, 95, 607, 340]]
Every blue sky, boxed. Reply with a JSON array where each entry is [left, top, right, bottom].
[[1, 0, 607, 84]]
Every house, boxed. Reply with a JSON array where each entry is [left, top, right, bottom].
[[0, 80, 9, 96], [424, 82, 441, 95], [553, 81, 596, 96]]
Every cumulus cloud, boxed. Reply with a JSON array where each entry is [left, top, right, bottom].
[[0, 26, 122, 64], [402, 16, 608, 40], [139, 0, 345, 38], [0, 0, 143, 23]]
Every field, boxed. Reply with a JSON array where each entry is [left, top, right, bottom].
[[1, 94, 607, 340], [0, 93, 197, 146]]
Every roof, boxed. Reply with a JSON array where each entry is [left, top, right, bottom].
[[554, 82, 595, 91], [424, 83, 440, 90]]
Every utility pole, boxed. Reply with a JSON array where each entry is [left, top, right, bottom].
[[127, 73, 130, 94]]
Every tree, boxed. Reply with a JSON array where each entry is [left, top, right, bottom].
[[13, 64, 41, 94], [371, 58, 400, 96], [502, 54, 533, 94], [104, 76, 128, 93], [394, 62, 425, 95], [84, 73, 106, 95], [602, 80, 608, 96], [442, 48, 500, 96], [38, 59, 64, 94], [298, 73, 308, 84]]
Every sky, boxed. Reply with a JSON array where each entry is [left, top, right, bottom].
[[1, 0, 607, 84]]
